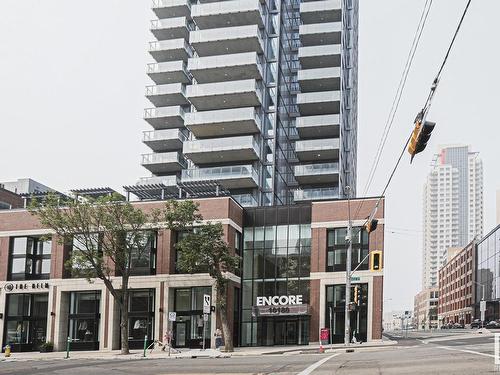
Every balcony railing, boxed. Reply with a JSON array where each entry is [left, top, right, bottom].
[[141, 152, 187, 168], [295, 162, 339, 175], [184, 135, 260, 154], [142, 129, 188, 142], [294, 187, 339, 201], [233, 193, 258, 207], [137, 175, 179, 186], [182, 165, 259, 183]]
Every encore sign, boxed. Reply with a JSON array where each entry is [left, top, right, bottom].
[[256, 295, 303, 306], [253, 295, 308, 317]]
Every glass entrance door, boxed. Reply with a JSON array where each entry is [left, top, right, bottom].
[[286, 320, 297, 345], [174, 321, 187, 347]]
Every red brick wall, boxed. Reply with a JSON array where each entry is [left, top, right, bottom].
[[0, 237, 9, 281], [309, 279, 321, 342], [372, 276, 383, 340], [0, 188, 23, 209], [311, 199, 384, 223], [311, 228, 326, 273]]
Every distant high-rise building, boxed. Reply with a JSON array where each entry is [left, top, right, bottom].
[[421, 145, 483, 288], [137, 0, 359, 206]]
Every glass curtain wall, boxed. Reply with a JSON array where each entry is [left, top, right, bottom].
[[476, 226, 500, 320], [241, 205, 311, 346]]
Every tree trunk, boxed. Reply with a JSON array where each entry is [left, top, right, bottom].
[[217, 284, 233, 352], [120, 278, 130, 355]]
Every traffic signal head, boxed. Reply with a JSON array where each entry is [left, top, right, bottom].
[[365, 219, 378, 234], [408, 120, 436, 162], [370, 250, 383, 271], [354, 286, 359, 305]]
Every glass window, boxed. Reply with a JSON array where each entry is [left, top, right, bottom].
[[9, 236, 52, 281], [175, 289, 191, 312], [129, 290, 154, 313]]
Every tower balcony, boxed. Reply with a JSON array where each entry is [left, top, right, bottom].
[[294, 187, 340, 202], [190, 25, 265, 56], [147, 61, 191, 85], [181, 164, 259, 189], [152, 0, 192, 20], [137, 175, 179, 187], [185, 107, 262, 138], [298, 67, 340, 92], [294, 162, 339, 184], [149, 39, 193, 62], [150, 17, 193, 41], [145, 83, 189, 107], [297, 90, 340, 115], [192, 0, 265, 29], [142, 129, 188, 152], [299, 22, 341, 46], [300, 0, 341, 24], [186, 79, 263, 111], [144, 106, 186, 130], [296, 114, 340, 138], [298, 44, 341, 69], [141, 152, 187, 174], [295, 138, 339, 161], [188, 52, 263, 84], [183, 135, 260, 165]]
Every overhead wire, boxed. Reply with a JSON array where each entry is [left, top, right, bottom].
[[350, 0, 474, 240], [353, 0, 433, 221]]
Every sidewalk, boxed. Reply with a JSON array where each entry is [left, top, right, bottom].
[[1, 339, 397, 362]]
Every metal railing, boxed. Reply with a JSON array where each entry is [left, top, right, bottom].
[[294, 187, 340, 201], [182, 165, 259, 183], [143, 129, 188, 142], [295, 162, 339, 175]]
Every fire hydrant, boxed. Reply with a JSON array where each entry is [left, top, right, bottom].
[[4, 344, 11, 357]]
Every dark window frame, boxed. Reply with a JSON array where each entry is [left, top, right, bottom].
[[8, 236, 52, 281], [326, 228, 369, 272]]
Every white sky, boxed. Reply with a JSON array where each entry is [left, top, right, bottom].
[[0, 0, 499, 310]]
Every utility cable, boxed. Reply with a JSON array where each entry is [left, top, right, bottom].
[[353, 0, 433, 221]]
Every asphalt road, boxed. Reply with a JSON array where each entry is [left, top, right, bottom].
[[2, 332, 499, 375]]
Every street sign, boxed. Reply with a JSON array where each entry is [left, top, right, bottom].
[[168, 312, 176, 321], [480, 300, 486, 312], [203, 294, 211, 314], [203, 313, 209, 322], [351, 276, 360, 282]]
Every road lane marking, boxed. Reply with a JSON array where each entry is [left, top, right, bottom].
[[437, 345, 496, 358], [296, 353, 340, 375]]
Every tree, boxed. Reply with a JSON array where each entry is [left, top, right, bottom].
[[175, 222, 239, 352], [29, 193, 200, 354]]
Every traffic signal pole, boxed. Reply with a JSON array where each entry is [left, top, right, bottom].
[[344, 186, 352, 347]]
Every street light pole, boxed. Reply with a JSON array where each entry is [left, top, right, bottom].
[[344, 186, 352, 347]]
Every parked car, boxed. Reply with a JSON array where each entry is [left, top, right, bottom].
[[452, 322, 465, 329], [486, 320, 500, 329], [440, 322, 453, 329], [471, 319, 483, 328]]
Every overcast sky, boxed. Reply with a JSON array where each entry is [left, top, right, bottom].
[[0, 0, 498, 311]]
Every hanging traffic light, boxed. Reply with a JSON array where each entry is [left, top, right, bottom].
[[408, 119, 436, 162], [370, 251, 382, 271], [365, 219, 378, 234]]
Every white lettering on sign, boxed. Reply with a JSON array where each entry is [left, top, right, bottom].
[[255, 295, 303, 306]]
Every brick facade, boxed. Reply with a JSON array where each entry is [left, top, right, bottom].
[[438, 241, 476, 325]]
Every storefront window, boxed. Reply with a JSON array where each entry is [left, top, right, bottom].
[[4, 293, 48, 352], [128, 289, 155, 349], [173, 287, 211, 348], [68, 291, 101, 350], [325, 284, 368, 343], [327, 228, 369, 272], [9, 237, 51, 281]]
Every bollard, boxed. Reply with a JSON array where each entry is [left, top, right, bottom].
[[143, 335, 148, 358], [4, 344, 11, 357], [65, 336, 71, 359]]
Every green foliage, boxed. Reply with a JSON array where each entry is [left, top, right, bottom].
[[175, 222, 239, 307]]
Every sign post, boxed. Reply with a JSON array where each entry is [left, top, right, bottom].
[[480, 300, 486, 326], [203, 294, 211, 350], [168, 312, 176, 357]]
